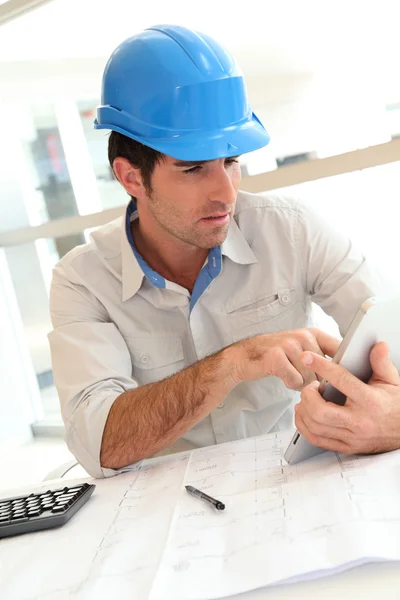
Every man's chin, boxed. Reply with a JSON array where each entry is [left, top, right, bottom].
[[201, 231, 229, 249], [181, 223, 230, 249]]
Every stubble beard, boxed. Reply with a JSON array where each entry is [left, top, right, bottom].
[[147, 194, 231, 250]]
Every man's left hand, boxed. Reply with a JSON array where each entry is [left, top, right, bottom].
[[295, 341, 400, 454]]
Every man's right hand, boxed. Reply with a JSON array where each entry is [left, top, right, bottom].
[[101, 327, 340, 468], [226, 329, 340, 390]]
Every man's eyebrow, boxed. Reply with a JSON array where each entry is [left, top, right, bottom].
[[172, 159, 211, 167], [172, 156, 240, 167]]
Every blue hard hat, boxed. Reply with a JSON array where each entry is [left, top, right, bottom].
[[94, 24, 270, 160]]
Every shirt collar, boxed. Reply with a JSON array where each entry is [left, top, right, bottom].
[[221, 215, 258, 265], [121, 200, 145, 301], [121, 197, 258, 301]]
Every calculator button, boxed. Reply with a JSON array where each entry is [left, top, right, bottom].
[[51, 506, 66, 513]]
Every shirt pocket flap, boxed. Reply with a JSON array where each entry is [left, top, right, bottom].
[[126, 336, 184, 369], [226, 288, 296, 326]]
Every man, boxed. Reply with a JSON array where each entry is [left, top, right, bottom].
[[48, 24, 391, 478]]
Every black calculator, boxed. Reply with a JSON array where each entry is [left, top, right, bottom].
[[0, 482, 95, 538]]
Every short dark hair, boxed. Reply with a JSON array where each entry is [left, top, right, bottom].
[[108, 131, 164, 197]]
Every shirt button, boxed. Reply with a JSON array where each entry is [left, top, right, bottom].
[[217, 403, 224, 409], [281, 294, 290, 304], [140, 355, 149, 364]]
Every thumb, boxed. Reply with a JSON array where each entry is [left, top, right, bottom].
[[369, 342, 400, 385]]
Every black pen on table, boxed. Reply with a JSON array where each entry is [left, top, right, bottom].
[[185, 485, 225, 511]]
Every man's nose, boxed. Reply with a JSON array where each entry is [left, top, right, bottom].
[[208, 166, 238, 206]]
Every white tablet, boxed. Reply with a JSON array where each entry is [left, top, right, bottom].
[[284, 295, 400, 465]]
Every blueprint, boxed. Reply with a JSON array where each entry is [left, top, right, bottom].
[[2, 430, 400, 599], [150, 432, 400, 599]]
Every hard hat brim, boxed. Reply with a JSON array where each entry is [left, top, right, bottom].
[[94, 111, 270, 161]]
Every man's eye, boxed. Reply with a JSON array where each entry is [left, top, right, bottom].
[[183, 166, 201, 174], [182, 158, 238, 174]]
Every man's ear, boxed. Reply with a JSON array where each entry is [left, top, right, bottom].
[[112, 157, 147, 199]]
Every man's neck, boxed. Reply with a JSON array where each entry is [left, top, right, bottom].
[[131, 219, 208, 293]]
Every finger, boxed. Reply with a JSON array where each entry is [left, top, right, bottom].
[[295, 403, 351, 443], [300, 351, 370, 403], [270, 352, 305, 390], [296, 406, 350, 441], [285, 345, 318, 387], [301, 332, 335, 382], [369, 341, 400, 386], [295, 412, 353, 454], [311, 329, 341, 359], [298, 383, 353, 429], [283, 333, 326, 386]]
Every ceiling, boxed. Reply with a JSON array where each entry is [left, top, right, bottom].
[[1, 0, 400, 104], [0, 0, 398, 70]]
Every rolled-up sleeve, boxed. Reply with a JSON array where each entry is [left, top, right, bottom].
[[297, 202, 390, 335], [48, 264, 138, 478]]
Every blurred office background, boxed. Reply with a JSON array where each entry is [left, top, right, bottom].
[[1, 0, 400, 487]]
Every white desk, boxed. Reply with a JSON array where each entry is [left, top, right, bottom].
[[1, 473, 399, 600], [1, 440, 400, 600]]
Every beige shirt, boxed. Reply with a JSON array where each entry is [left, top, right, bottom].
[[48, 191, 384, 478]]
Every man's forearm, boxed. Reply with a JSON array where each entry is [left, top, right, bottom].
[[100, 347, 238, 469]]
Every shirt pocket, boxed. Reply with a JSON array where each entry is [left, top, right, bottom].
[[125, 336, 185, 385], [226, 288, 304, 342]]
